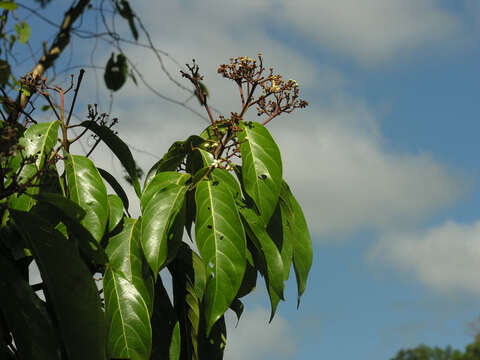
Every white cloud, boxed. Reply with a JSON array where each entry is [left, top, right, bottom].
[[369, 220, 480, 294], [70, 1, 466, 240], [224, 307, 296, 360], [277, 0, 463, 64], [273, 98, 465, 239]]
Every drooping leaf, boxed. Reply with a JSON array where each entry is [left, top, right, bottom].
[[269, 185, 295, 281], [229, 298, 244, 327], [238, 121, 282, 223], [0, 252, 61, 360], [104, 52, 128, 91], [151, 278, 178, 360], [141, 171, 190, 209], [0, 2, 18, 10], [79, 121, 140, 196], [107, 194, 123, 233], [105, 218, 154, 314], [15, 21, 30, 44], [195, 180, 246, 334], [141, 184, 188, 275], [11, 210, 106, 360], [65, 155, 108, 243], [283, 183, 313, 307], [98, 167, 129, 211], [236, 259, 257, 299], [103, 268, 152, 360], [240, 206, 284, 299]]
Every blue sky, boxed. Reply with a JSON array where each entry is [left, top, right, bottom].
[[18, 1, 480, 359]]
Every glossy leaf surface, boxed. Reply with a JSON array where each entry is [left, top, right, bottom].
[[105, 218, 154, 313], [195, 180, 246, 334], [239, 121, 282, 223], [107, 194, 124, 233], [141, 184, 188, 274], [65, 155, 108, 243], [11, 210, 106, 360], [141, 171, 190, 210], [103, 268, 152, 360]]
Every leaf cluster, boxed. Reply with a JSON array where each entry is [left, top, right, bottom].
[[0, 56, 312, 359]]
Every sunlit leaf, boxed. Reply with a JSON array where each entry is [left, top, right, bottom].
[[103, 268, 152, 360], [105, 218, 154, 314], [238, 121, 282, 223], [65, 155, 108, 243], [195, 179, 246, 334], [0, 2, 18, 10], [141, 171, 190, 209], [107, 194, 123, 233], [141, 184, 188, 275], [15, 21, 30, 44]]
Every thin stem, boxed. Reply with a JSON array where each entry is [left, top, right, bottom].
[[66, 69, 85, 126]]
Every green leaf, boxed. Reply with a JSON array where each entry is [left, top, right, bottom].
[[198, 315, 226, 360], [282, 182, 313, 306], [107, 194, 123, 233], [150, 279, 178, 360], [0, 252, 61, 360], [15, 21, 30, 44], [105, 218, 154, 314], [229, 298, 244, 327], [104, 52, 128, 91], [267, 190, 294, 282], [103, 268, 152, 360], [11, 210, 106, 360], [239, 206, 284, 321], [195, 180, 246, 334], [141, 171, 190, 209], [238, 121, 282, 223], [79, 121, 140, 196], [236, 260, 257, 298], [169, 321, 181, 360], [240, 206, 284, 299], [141, 184, 188, 275], [0, 2, 18, 10], [211, 168, 241, 200], [98, 167, 129, 211], [65, 155, 108, 243], [7, 120, 60, 211], [144, 135, 205, 188]]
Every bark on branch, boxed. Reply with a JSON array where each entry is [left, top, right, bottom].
[[9, 0, 91, 122]]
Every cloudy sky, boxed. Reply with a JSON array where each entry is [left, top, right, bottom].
[[20, 0, 480, 359]]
